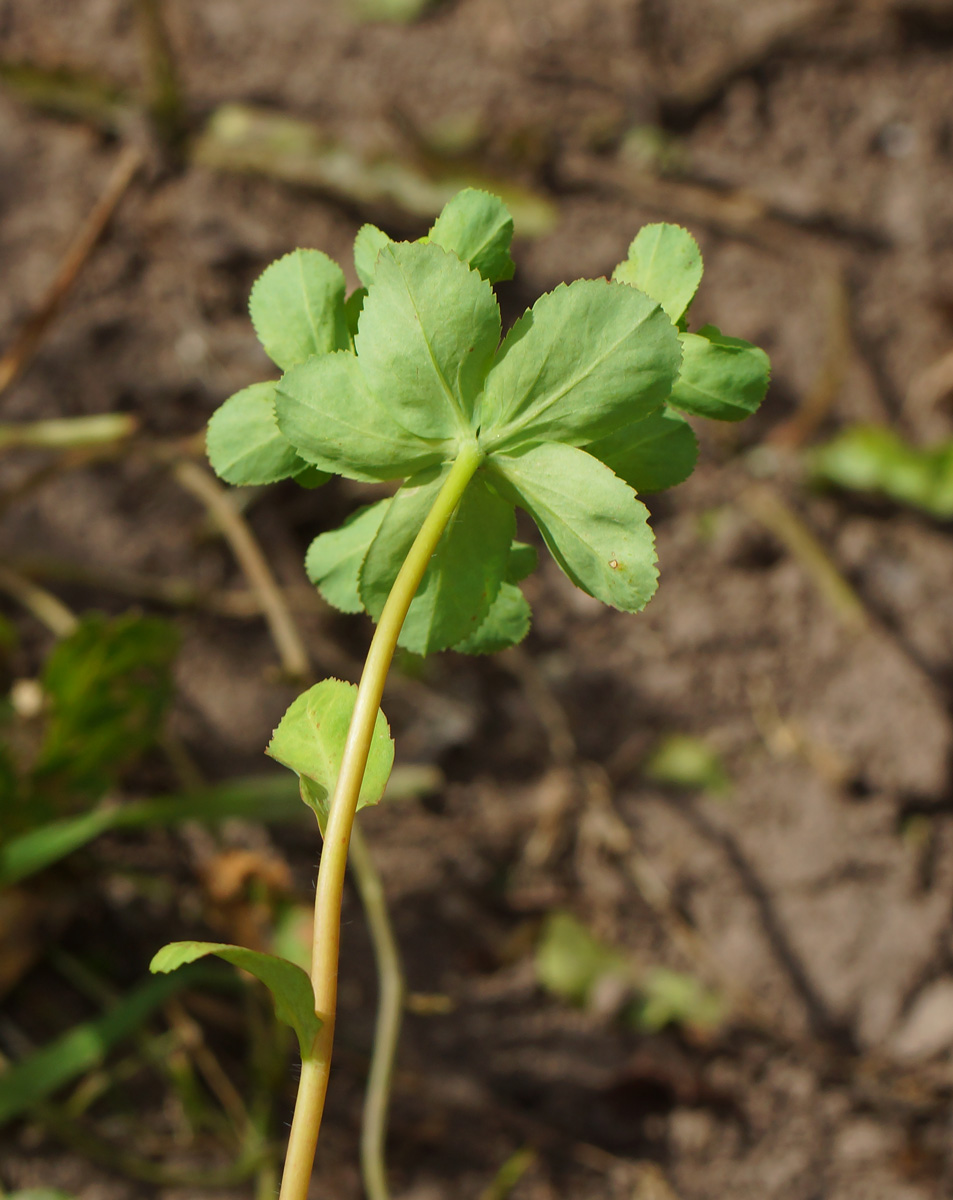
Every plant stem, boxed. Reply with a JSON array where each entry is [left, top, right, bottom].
[[278, 442, 484, 1200], [0, 413, 138, 452], [349, 823, 405, 1200]]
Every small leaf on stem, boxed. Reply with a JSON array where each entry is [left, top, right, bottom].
[[267, 678, 395, 827], [150, 941, 322, 1058]]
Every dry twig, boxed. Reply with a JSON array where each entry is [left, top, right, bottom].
[[172, 460, 312, 683], [0, 145, 142, 395]]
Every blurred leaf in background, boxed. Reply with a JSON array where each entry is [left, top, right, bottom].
[[535, 911, 633, 1011], [349, 0, 436, 22], [535, 912, 725, 1035], [2, 613, 179, 834], [810, 424, 953, 519], [634, 967, 726, 1035], [643, 733, 730, 796]]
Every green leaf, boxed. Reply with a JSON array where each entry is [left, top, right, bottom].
[[354, 241, 501, 438], [480, 278, 681, 450], [489, 442, 658, 613], [586, 406, 698, 493], [207, 382, 311, 486], [670, 326, 770, 422], [249, 248, 350, 370], [454, 583, 530, 655], [612, 223, 702, 324], [506, 540, 538, 583], [0, 776, 309, 888], [536, 912, 631, 1008], [809, 425, 953, 519], [5, 1191, 75, 1200], [428, 188, 516, 283], [643, 733, 730, 795], [305, 499, 392, 614], [266, 678, 394, 827], [292, 463, 331, 489], [0, 971, 200, 1126], [353, 224, 393, 289], [633, 967, 726, 1034], [150, 942, 321, 1059], [276, 350, 447, 481], [360, 469, 515, 654], [344, 287, 367, 343], [34, 615, 178, 803], [352, 0, 434, 23]]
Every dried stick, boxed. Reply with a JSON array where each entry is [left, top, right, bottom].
[[0, 145, 142, 395], [172, 460, 311, 682], [0, 564, 78, 637]]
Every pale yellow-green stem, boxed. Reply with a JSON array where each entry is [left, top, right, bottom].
[[349, 823, 405, 1200], [278, 442, 484, 1200]]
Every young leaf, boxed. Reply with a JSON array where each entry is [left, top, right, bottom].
[[150, 942, 321, 1059], [586, 406, 698, 493], [480, 279, 681, 450], [267, 678, 394, 826], [670, 325, 770, 422], [360, 468, 515, 654], [428, 188, 516, 283], [305, 499, 392, 614], [276, 350, 447, 481], [249, 248, 350, 370], [612, 223, 702, 325], [207, 382, 312, 486], [353, 223, 393, 289], [354, 241, 501, 438], [454, 583, 530, 655], [489, 442, 658, 613]]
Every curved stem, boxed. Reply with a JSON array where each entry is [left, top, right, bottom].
[[349, 823, 404, 1200], [278, 443, 483, 1200]]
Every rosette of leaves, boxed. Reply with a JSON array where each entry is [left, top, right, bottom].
[[206, 189, 769, 658]]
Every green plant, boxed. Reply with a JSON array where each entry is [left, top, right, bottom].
[[1, 613, 179, 834], [535, 910, 725, 1034], [152, 188, 769, 1200], [810, 423, 953, 519]]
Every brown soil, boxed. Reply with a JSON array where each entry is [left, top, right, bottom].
[[2, 2, 953, 1198]]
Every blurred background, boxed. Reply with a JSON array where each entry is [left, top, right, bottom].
[[2, 1, 953, 1198]]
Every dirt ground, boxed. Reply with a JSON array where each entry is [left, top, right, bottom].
[[3, 1, 953, 1198]]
